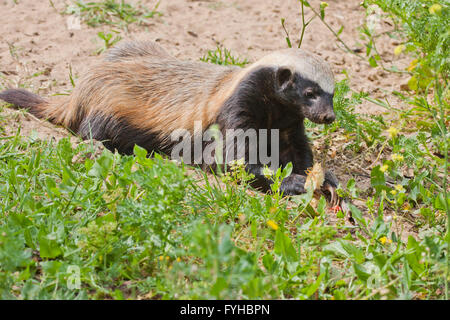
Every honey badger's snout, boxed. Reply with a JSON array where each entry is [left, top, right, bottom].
[[319, 108, 336, 124], [305, 93, 336, 125], [320, 94, 336, 124], [319, 113, 335, 124]]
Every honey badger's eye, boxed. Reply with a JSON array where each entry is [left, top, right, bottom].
[[304, 88, 316, 99]]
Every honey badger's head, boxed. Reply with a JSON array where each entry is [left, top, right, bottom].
[[257, 49, 336, 124]]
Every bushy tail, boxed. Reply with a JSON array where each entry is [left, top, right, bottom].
[[0, 89, 46, 117], [0, 88, 73, 129]]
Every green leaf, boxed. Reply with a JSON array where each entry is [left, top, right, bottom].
[[133, 144, 147, 159], [210, 277, 227, 298], [408, 76, 418, 91], [301, 0, 311, 8], [286, 37, 292, 48], [323, 241, 348, 258], [88, 152, 114, 179], [111, 289, 125, 300], [38, 230, 63, 259], [433, 192, 447, 210], [347, 203, 367, 228], [262, 253, 276, 272], [40, 260, 62, 276], [306, 273, 325, 297], [405, 236, 424, 276], [324, 239, 364, 264], [243, 278, 264, 299], [317, 196, 327, 214], [274, 230, 297, 261], [353, 263, 370, 282], [368, 56, 378, 67], [371, 165, 387, 194], [340, 240, 365, 264], [0, 229, 32, 271], [281, 162, 293, 179], [61, 163, 77, 186], [402, 258, 412, 289]]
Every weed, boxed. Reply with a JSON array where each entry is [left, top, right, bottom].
[[200, 45, 249, 67], [66, 0, 162, 29], [96, 31, 122, 54]]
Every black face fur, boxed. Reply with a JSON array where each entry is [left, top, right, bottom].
[[274, 67, 335, 124], [215, 65, 337, 194]]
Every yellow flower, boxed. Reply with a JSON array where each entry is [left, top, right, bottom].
[[407, 59, 419, 72], [387, 127, 399, 139], [267, 220, 279, 231], [320, 2, 329, 9], [394, 45, 405, 56], [394, 184, 405, 193], [176, 257, 181, 263], [229, 158, 245, 171], [344, 133, 351, 142], [379, 236, 392, 245], [166, 256, 170, 261], [391, 153, 404, 162], [390, 190, 397, 196], [380, 164, 389, 173], [262, 167, 274, 179], [159, 256, 164, 261], [429, 4, 442, 15], [408, 76, 418, 91]]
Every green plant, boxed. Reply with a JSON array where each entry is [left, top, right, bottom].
[[66, 0, 162, 29], [281, 0, 316, 49], [200, 45, 249, 67], [96, 31, 122, 54], [359, 0, 449, 298], [281, 0, 449, 299]]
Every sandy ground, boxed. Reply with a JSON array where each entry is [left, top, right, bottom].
[[0, 0, 416, 237]]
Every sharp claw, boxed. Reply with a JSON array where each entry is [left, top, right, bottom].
[[323, 184, 338, 206]]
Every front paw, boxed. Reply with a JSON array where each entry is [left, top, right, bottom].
[[321, 170, 340, 206], [280, 174, 307, 195]]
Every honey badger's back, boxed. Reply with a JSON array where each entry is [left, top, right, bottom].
[[0, 41, 241, 154]]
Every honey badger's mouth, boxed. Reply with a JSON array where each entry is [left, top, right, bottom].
[[307, 111, 336, 125]]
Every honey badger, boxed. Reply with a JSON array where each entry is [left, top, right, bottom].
[[0, 41, 339, 197]]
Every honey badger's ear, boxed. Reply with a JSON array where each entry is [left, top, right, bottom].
[[275, 66, 294, 91]]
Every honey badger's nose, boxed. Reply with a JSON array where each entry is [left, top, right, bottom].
[[321, 112, 336, 124], [326, 113, 336, 123]]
